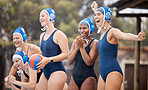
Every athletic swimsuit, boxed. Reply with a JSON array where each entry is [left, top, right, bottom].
[[22, 45, 42, 83], [72, 39, 97, 88], [40, 30, 66, 79], [23, 70, 42, 83], [97, 27, 123, 82]]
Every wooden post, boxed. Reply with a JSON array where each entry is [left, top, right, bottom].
[[134, 17, 141, 90]]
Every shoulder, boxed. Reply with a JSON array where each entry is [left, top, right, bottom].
[[29, 44, 40, 52], [110, 27, 120, 32], [91, 39, 98, 46], [55, 30, 67, 38]]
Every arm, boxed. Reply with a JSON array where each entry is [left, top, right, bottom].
[[5, 76, 20, 90], [52, 31, 69, 61], [68, 40, 79, 65], [112, 28, 146, 41], [79, 39, 99, 66], [91, 1, 98, 12], [6, 82, 20, 90], [8, 64, 18, 76], [29, 44, 42, 57], [9, 67, 37, 89]]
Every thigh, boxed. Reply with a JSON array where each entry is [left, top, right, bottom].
[[48, 71, 67, 90], [63, 83, 68, 90], [105, 72, 123, 90], [97, 75, 105, 90], [80, 77, 97, 90], [37, 73, 48, 90], [68, 76, 79, 90]]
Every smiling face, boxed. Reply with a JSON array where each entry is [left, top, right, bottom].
[[39, 11, 49, 27], [78, 24, 89, 39], [13, 33, 23, 48], [94, 11, 104, 28], [13, 58, 23, 70]]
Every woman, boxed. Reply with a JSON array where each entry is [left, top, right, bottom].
[[5, 27, 42, 89], [91, 1, 146, 90], [37, 8, 69, 90], [68, 18, 99, 90], [5, 51, 37, 90]]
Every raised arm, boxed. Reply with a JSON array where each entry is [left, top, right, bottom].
[[91, 1, 98, 12]]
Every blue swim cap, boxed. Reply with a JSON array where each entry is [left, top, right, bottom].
[[13, 27, 27, 42], [41, 8, 56, 22], [97, 7, 112, 21], [78, 18, 95, 35], [13, 51, 28, 64]]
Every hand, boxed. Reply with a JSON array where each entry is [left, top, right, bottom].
[[91, 1, 98, 12], [76, 36, 84, 48], [37, 56, 49, 69], [5, 83, 10, 88], [9, 75, 16, 84], [4, 76, 11, 88], [5, 76, 10, 83], [137, 30, 146, 41]]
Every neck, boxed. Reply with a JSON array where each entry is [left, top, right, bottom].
[[101, 22, 111, 33], [21, 42, 28, 51], [83, 36, 92, 44], [46, 22, 55, 34]]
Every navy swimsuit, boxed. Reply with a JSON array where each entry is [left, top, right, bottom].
[[40, 30, 66, 79], [97, 27, 123, 82], [23, 70, 42, 83], [72, 39, 97, 88]]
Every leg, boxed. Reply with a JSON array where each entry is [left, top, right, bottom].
[[80, 77, 97, 90], [97, 75, 105, 90], [68, 76, 79, 90], [63, 83, 68, 90], [105, 72, 123, 90], [37, 73, 48, 90], [48, 71, 67, 90]]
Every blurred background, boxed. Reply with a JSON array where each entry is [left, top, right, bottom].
[[0, 0, 148, 90]]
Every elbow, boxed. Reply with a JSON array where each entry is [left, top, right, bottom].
[[86, 63, 92, 67], [68, 58, 73, 65], [86, 61, 94, 66], [68, 60, 73, 65]]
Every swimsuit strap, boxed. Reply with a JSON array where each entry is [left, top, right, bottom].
[[87, 39, 94, 47], [26, 44, 30, 56]]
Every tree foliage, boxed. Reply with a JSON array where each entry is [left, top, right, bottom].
[[0, 0, 147, 46]]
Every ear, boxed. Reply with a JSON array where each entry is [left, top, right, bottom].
[[105, 12, 112, 20], [23, 55, 28, 64], [23, 34, 27, 42], [90, 25, 95, 34]]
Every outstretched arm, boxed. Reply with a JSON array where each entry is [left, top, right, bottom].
[[112, 28, 146, 41]]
